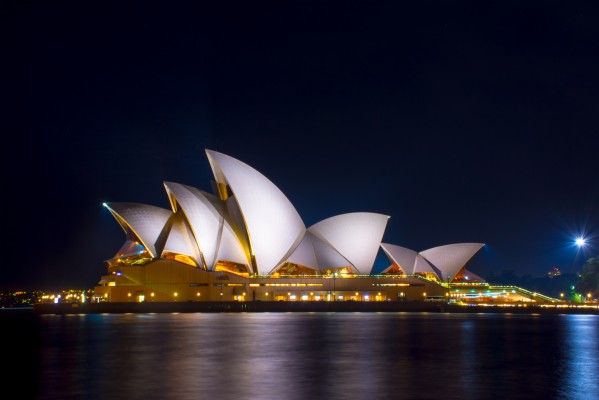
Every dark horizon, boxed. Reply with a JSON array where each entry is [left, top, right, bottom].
[[3, 1, 598, 291]]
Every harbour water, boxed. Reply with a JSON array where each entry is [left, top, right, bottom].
[[5, 311, 599, 399]]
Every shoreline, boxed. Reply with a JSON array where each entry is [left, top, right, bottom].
[[29, 301, 599, 315]]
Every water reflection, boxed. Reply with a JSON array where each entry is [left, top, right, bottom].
[[20, 312, 599, 400], [562, 315, 598, 400]]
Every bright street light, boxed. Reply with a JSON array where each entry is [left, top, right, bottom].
[[575, 237, 586, 247]]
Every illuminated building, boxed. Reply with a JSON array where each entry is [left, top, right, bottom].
[[94, 150, 488, 303], [547, 267, 562, 278]]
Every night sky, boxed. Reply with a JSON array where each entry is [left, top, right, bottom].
[[3, 1, 598, 291]]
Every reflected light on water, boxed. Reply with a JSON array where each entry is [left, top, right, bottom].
[[12, 312, 597, 400], [562, 315, 599, 399]]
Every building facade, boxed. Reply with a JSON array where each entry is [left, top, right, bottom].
[[94, 150, 486, 303]]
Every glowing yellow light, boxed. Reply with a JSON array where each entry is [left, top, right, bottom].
[[128, 293, 131, 297], [423, 292, 426, 297], [265, 292, 269, 296], [174, 292, 178, 297], [151, 293, 155, 297], [197, 292, 200, 297]]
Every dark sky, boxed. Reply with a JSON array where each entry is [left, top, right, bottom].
[[3, 1, 598, 291]]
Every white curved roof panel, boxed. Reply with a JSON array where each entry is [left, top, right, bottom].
[[162, 213, 202, 266], [225, 196, 252, 265], [103, 202, 172, 258], [285, 232, 318, 270], [380, 243, 418, 275], [419, 243, 485, 282], [112, 240, 147, 259], [414, 254, 442, 280], [308, 213, 389, 275], [215, 216, 251, 268], [309, 232, 355, 273], [164, 182, 224, 269], [206, 150, 306, 275]]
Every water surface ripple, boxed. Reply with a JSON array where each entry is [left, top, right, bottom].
[[9, 312, 599, 400]]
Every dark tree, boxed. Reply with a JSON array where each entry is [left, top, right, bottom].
[[574, 256, 599, 299]]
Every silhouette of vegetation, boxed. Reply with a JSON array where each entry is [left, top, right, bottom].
[[574, 256, 599, 299]]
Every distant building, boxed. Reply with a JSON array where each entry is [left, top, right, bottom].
[[548, 267, 562, 278], [94, 150, 491, 303]]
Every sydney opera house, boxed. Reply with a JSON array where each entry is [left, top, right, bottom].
[[94, 150, 491, 303]]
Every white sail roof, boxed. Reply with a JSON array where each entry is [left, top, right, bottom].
[[206, 150, 306, 275], [103, 150, 486, 278], [113, 240, 147, 259], [309, 232, 356, 273], [308, 213, 389, 275], [380, 243, 418, 275], [162, 213, 202, 266], [284, 232, 319, 270], [214, 214, 251, 268], [224, 196, 252, 266], [414, 254, 443, 279], [164, 182, 224, 269], [419, 243, 485, 282], [164, 181, 250, 269], [103, 202, 172, 258]]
